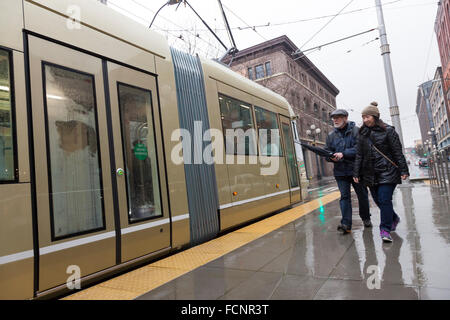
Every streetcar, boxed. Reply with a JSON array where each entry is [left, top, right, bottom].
[[0, 0, 307, 299]]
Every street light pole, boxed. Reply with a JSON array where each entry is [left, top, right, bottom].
[[312, 135, 322, 180], [306, 125, 322, 180], [375, 0, 405, 150], [428, 128, 438, 149]]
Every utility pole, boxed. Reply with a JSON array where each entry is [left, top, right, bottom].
[[375, 0, 405, 150]]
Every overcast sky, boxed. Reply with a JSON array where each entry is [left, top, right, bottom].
[[107, 0, 442, 148]]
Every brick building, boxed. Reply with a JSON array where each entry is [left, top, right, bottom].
[[429, 67, 450, 148], [416, 80, 436, 148], [435, 0, 450, 123], [221, 35, 339, 181]]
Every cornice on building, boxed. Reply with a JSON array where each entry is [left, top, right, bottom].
[[220, 35, 340, 96]]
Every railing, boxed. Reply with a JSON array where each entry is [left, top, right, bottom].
[[428, 146, 450, 192]]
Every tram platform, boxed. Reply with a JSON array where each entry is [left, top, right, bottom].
[[64, 181, 450, 300]]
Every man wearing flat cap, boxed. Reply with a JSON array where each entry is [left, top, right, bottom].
[[325, 109, 372, 234]]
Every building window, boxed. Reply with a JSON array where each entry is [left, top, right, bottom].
[[265, 61, 272, 76], [314, 103, 319, 113], [303, 97, 309, 111], [322, 108, 327, 121], [255, 64, 265, 79], [248, 67, 253, 80], [0, 49, 16, 182], [309, 79, 314, 91]]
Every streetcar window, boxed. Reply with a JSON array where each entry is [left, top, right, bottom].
[[43, 63, 105, 239], [219, 94, 257, 156], [0, 49, 16, 182], [254, 106, 282, 156], [117, 83, 162, 223], [282, 123, 299, 188]]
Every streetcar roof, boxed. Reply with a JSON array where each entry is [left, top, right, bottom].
[[201, 58, 292, 113]]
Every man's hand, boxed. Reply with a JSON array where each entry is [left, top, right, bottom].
[[333, 152, 344, 161], [353, 177, 359, 183]]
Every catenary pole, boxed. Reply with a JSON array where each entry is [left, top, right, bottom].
[[375, 0, 405, 150]]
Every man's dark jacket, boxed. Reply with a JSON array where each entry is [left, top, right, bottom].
[[325, 121, 359, 177], [353, 124, 409, 186]]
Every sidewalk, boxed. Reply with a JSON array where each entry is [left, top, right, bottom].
[[137, 182, 450, 300], [307, 176, 337, 190]]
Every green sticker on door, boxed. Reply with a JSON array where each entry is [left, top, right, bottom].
[[134, 143, 148, 161]]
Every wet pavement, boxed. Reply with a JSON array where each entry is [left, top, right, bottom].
[[137, 182, 450, 300], [406, 153, 430, 180]]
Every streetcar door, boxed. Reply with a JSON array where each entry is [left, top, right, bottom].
[[28, 36, 117, 292], [106, 61, 170, 263], [280, 116, 301, 204]]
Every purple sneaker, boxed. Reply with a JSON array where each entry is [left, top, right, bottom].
[[391, 217, 400, 232], [380, 230, 393, 243]]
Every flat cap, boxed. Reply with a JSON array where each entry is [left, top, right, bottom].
[[330, 109, 349, 118]]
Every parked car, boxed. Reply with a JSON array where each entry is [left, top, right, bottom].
[[418, 158, 428, 168]]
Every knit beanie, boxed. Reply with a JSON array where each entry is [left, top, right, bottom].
[[361, 102, 380, 118]]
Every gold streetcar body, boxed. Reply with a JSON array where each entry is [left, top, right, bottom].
[[0, 0, 308, 299]]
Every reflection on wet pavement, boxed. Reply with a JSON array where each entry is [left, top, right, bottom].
[[137, 182, 450, 300]]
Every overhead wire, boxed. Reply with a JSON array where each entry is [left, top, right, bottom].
[[422, 26, 436, 82], [128, 0, 224, 54], [345, 37, 379, 54], [108, 0, 219, 58], [156, 0, 437, 33], [221, 2, 267, 41], [293, 28, 377, 59], [299, 0, 355, 50]]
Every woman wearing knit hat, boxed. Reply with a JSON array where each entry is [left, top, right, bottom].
[[353, 102, 409, 243]]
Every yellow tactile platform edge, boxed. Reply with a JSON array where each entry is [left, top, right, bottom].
[[63, 191, 340, 300]]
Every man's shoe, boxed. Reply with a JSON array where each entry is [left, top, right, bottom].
[[380, 230, 393, 243], [391, 217, 400, 232], [363, 219, 373, 228], [340, 224, 351, 234]]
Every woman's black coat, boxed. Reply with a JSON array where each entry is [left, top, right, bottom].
[[353, 123, 409, 186]]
